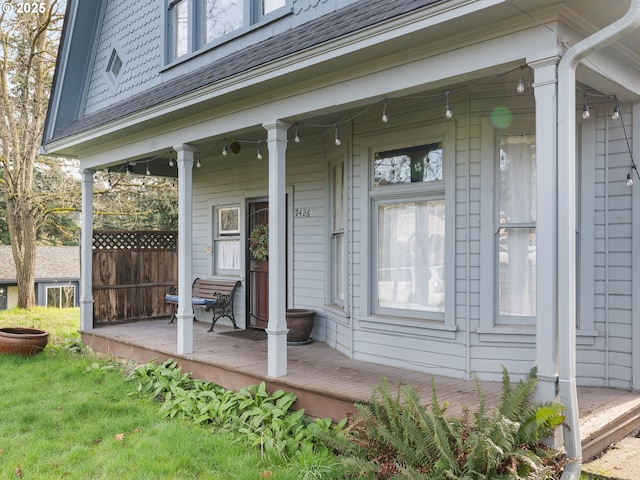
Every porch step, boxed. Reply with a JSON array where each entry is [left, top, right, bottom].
[[581, 399, 640, 462]]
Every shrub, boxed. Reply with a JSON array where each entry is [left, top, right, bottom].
[[319, 367, 567, 479], [127, 359, 342, 467]]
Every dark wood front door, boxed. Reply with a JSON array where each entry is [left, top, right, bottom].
[[247, 200, 269, 328]]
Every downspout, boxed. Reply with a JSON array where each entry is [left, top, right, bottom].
[[557, 1, 640, 478]]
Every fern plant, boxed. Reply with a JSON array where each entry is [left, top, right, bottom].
[[318, 367, 566, 479]]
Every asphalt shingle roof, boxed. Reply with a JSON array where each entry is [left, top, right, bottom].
[[48, 0, 442, 143], [0, 246, 80, 283]]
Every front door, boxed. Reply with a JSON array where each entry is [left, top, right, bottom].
[[247, 200, 269, 328]]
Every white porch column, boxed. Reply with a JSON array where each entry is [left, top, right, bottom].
[[530, 55, 560, 405], [79, 169, 95, 331], [175, 145, 195, 354], [264, 120, 288, 377]]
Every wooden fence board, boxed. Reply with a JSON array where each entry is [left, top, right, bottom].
[[92, 230, 177, 324]]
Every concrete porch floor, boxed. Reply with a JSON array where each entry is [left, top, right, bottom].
[[81, 318, 640, 461]]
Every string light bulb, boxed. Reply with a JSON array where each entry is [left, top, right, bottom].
[[516, 76, 525, 93], [582, 94, 590, 120], [611, 99, 620, 120], [195, 151, 201, 168], [256, 142, 263, 160], [168, 153, 174, 167], [294, 124, 301, 143], [222, 142, 228, 156], [145, 163, 151, 176], [627, 166, 638, 187], [445, 91, 452, 119], [381, 99, 389, 123], [334, 125, 341, 146]]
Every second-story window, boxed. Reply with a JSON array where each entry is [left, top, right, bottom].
[[172, 0, 189, 58], [169, 0, 288, 61], [203, 0, 243, 44]]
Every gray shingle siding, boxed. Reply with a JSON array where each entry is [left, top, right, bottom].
[[84, 0, 163, 115]]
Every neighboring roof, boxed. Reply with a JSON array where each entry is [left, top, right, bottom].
[[45, 0, 442, 144], [0, 246, 80, 283]]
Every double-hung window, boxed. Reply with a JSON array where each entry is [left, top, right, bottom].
[[330, 160, 345, 305], [370, 140, 448, 320], [169, 0, 288, 61], [496, 135, 536, 323], [213, 206, 241, 275]]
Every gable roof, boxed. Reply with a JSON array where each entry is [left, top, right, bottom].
[[0, 246, 80, 283], [44, 0, 442, 145]]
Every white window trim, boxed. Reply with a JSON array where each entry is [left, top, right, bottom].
[[103, 39, 126, 89], [479, 116, 537, 336], [577, 112, 597, 342], [209, 197, 245, 279], [359, 122, 456, 331], [327, 153, 347, 308], [479, 115, 597, 341], [46, 284, 76, 308], [166, 0, 292, 65]]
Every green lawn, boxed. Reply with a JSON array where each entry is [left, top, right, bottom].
[[0, 308, 335, 479]]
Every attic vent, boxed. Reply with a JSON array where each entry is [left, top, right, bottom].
[[106, 49, 123, 79]]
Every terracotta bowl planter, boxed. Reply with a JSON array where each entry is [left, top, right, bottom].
[[286, 309, 315, 345], [0, 327, 49, 356]]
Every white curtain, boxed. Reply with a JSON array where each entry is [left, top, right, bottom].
[[498, 136, 536, 317], [377, 200, 445, 312]]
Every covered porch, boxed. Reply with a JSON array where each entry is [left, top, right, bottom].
[[81, 318, 640, 462]]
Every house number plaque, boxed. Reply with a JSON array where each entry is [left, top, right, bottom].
[[294, 208, 311, 217]]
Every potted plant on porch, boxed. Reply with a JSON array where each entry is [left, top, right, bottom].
[[249, 224, 315, 344]]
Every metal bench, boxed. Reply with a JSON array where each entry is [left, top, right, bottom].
[[165, 278, 241, 331]]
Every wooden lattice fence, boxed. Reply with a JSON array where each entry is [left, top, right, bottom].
[[92, 230, 177, 324]]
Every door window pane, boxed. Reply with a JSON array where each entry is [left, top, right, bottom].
[[377, 200, 445, 312]]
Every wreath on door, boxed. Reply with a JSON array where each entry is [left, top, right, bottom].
[[249, 224, 269, 261]]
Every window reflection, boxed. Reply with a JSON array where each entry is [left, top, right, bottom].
[[374, 142, 442, 186]]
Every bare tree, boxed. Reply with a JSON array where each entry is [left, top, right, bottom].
[[0, 1, 64, 308]]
